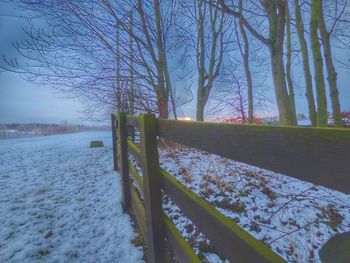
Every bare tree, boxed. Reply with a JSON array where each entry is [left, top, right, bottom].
[[212, 74, 247, 122], [2, 0, 187, 120], [285, 1, 297, 125], [194, 0, 225, 121], [235, 0, 254, 124], [310, 0, 328, 126], [293, 0, 317, 126], [218, 0, 297, 125], [318, 0, 345, 127]]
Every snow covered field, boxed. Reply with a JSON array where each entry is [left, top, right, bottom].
[[0, 132, 144, 263]]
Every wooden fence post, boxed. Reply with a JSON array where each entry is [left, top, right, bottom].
[[111, 114, 119, 171], [139, 114, 166, 263], [118, 112, 131, 212]]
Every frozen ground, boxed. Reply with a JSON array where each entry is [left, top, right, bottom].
[[0, 132, 144, 263], [157, 144, 350, 262]]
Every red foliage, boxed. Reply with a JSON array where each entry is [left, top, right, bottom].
[[341, 111, 350, 120]]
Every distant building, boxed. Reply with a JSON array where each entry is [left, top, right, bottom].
[[0, 129, 20, 137], [209, 116, 262, 124], [297, 113, 307, 121], [341, 112, 350, 126], [259, 116, 280, 126], [297, 119, 312, 126]]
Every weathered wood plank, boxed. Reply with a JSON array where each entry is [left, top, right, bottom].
[[111, 114, 118, 171], [160, 168, 286, 263], [139, 114, 166, 263], [131, 186, 146, 236], [164, 215, 201, 263], [319, 232, 350, 263], [127, 140, 142, 167], [118, 112, 131, 212], [129, 161, 144, 197], [126, 115, 139, 128], [157, 120, 350, 194]]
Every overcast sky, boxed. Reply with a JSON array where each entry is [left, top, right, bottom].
[[0, 1, 349, 124], [0, 1, 85, 124]]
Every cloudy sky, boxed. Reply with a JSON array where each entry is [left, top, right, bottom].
[[0, 1, 85, 124], [0, 1, 349, 124]]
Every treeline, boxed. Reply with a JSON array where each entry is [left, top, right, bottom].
[[1, 123, 110, 135], [3, 0, 350, 126]]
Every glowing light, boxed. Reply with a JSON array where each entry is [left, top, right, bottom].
[[178, 117, 192, 121]]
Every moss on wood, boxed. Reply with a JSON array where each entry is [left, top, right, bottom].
[[129, 161, 144, 196], [164, 215, 201, 262], [319, 232, 350, 263], [160, 168, 286, 262]]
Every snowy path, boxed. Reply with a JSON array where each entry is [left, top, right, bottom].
[[0, 132, 144, 263]]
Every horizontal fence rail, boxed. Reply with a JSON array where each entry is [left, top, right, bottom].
[[157, 119, 350, 194], [126, 114, 139, 128], [164, 215, 201, 263], [111, 113, 350, 263], [127, 139, 142, 165], [160, 168, 284, 263]]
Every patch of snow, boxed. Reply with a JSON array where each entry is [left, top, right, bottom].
[[297, 119, 312, 126], [0, 132, 144, 263], [156, 144, 350, 262]]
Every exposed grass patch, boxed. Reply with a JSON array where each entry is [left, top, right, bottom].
[[90, 141, 104, 148]]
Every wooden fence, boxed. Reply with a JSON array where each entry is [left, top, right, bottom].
[[111, 113, 350, 263]]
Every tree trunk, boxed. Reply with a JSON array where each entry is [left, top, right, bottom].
[[243, 44, 254, 124], [310, 0, 328, 127], [195, 0, 224, 121], [196, 0, 206, 121], [154, 0, 169, 119], [238, 0, 253, 124], [294, 0, 317, 126], [270, 46, 294, 126], [116, 23, 121, 113], [157, 92, 169, 119], [285, 2, 297, 125], [196, 73, 206, 121], [196, 103, 205, 121], [318, 2, 343, 127], [129, 14, 134, 115], [265, 0, 294, 126], [169, 87, 177, 120], [163, 52, 177, 119]]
